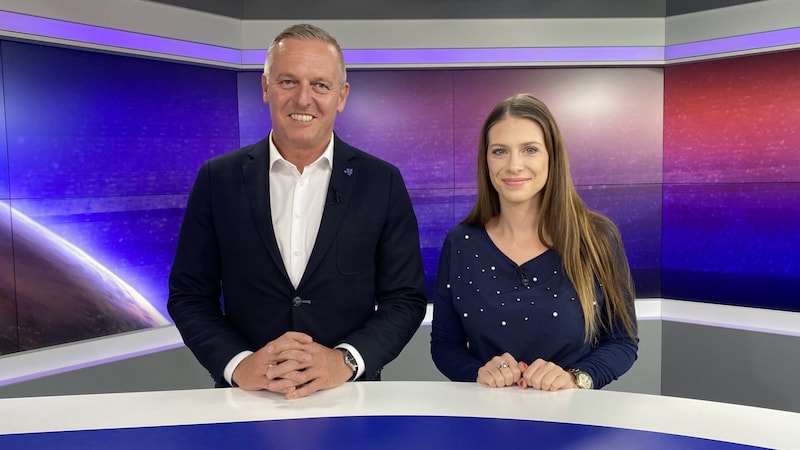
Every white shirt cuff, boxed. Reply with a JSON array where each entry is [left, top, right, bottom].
[[224, 350, 253, 386]]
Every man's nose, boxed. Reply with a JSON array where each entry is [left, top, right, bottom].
[[295, 82, 313, 104]]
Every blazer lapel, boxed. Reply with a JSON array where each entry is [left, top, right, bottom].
[[242, 140, 289, 281], [300, 135, 358, 286]]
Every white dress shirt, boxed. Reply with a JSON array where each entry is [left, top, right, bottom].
[[268, 134, 332, 288]]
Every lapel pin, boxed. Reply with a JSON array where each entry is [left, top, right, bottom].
[[344, 168, 353, 176]]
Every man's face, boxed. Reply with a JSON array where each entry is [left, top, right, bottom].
[[262, 38, 349, 155]]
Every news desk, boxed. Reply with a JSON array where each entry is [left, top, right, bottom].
[[0, 381, 797, 449]]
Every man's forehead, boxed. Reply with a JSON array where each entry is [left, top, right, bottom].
[[274, 38, 335, 53]]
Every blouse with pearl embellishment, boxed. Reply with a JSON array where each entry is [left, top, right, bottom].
[[430, 224, 638, 389]]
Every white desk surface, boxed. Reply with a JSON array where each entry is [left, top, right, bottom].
[[0, 381, 797, 448]]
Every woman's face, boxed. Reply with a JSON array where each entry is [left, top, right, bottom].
[[486, 116, 549, 208]]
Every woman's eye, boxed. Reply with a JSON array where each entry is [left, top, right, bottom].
[[490, 148, 506, 156], [524, 146, 538, 154]]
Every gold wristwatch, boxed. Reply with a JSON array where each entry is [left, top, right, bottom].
[[568, 368, 593, 389]]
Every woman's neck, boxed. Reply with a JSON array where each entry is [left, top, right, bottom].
[[485, 202, 549, 265]]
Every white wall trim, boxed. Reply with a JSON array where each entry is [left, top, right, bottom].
[[0, 326, 184, 387], [659, 298, 800, 337], [665, 0, 800, 45], [1, 2, 798, 68]]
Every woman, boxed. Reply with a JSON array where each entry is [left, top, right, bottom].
[[431, 94, 638, 390]]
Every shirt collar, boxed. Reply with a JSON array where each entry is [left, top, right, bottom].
[[268, 131, 334, 172]]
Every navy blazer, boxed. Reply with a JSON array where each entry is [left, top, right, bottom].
[[167, 134, 427, 385]]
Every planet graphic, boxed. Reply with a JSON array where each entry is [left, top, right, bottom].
[[0, 201, 169, 355]]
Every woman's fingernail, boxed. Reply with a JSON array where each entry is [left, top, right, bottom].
[[518, 379, 527, 388]]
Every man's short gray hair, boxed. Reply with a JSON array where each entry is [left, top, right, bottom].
[[263, 23, 347, 84]]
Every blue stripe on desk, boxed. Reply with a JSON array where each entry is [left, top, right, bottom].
[[0, 415, 762, 449]]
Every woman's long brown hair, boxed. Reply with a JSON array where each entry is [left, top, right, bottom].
[[463, 94, 637, 341]]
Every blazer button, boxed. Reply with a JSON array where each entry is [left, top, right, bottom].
[[292, 296, 302, 307]]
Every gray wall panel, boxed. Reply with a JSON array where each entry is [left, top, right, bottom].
[[149, 0, 765, 19], [0, 346, 212, 398], [662, 321, 800, 413], [0, 321, 662, 398], [6, 320, 798, 414]]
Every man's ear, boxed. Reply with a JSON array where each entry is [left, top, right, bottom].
[[337, 82, 350, 113], [261, 74, 269, 104]]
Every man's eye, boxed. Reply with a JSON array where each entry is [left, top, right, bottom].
[[279, 80, 296, 87], [312, 83, 330, 92]]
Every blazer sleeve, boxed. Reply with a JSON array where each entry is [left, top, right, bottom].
[[342, 165, 428, 379], [167, 161, 252, 385]]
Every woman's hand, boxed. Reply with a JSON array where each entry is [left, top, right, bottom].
[[476, 353, 523, 387], [519, 358, 577, 391]]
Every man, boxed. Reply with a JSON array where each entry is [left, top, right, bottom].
[[167, 24, 427, 400]]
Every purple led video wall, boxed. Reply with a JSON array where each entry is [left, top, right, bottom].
[[663, 50, 800, 311], [0, 40, 240, 353], [1, 36, 796, 356], [236, 67, 663, 298]]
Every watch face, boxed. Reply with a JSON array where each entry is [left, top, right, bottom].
[[570, 369, 592, 389], [576, 372, 592, 389], [342, 349, 358, 381], [343, 350, 358, 370]]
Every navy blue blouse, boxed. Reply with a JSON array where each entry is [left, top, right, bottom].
[[430, 224, 638, 388]]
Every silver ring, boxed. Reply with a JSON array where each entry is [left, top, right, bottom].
[[498, 360, 509, 370]]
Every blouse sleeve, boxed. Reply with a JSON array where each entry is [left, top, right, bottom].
[[575, 305, 639, 389], [573, 222, 639, 389], [430, 234, 486, 381]]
